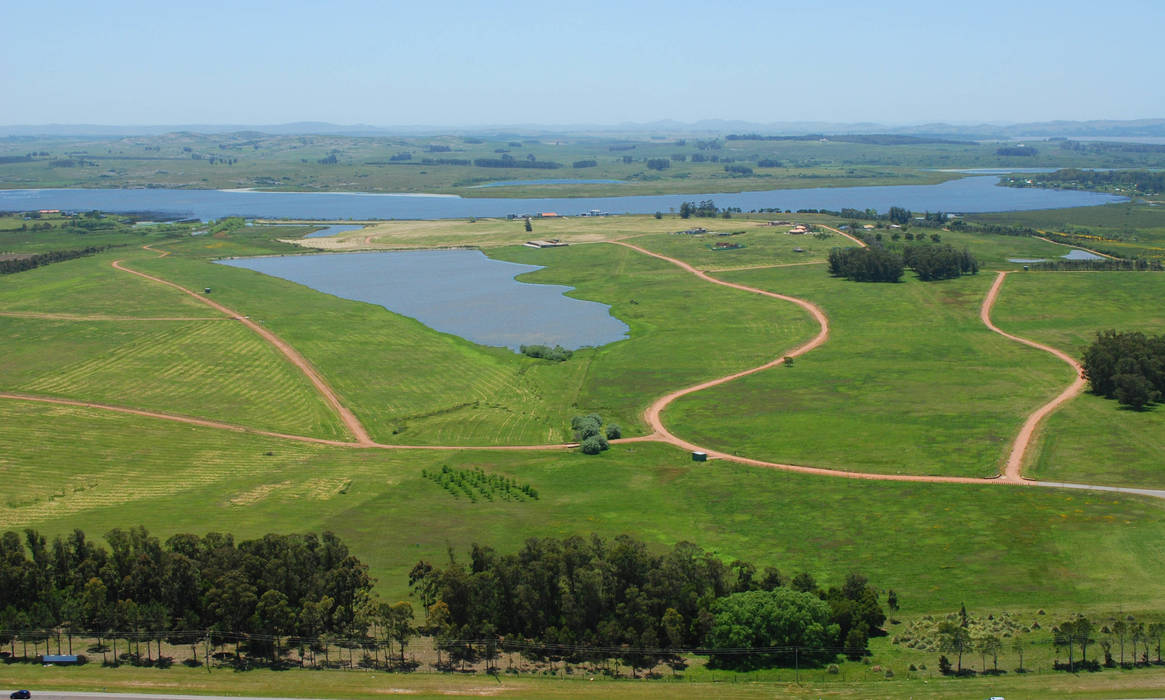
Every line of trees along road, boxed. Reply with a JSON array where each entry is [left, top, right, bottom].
[[408, 534, 886, 671], [1, 529, 886, 672], [0, 527, 393, 664]]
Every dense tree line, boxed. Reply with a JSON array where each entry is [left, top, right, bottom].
[[571, 159, 597, 168], [408, 535, 886, 671], [828, 246, 904, 282], [1058, 140, 1165, 155], [1013, 168, 1165, 196], [0, 246, 108, 275], [1082, 330, 1165, 409], [645, 158, 670, 171], [725, 133, 972, 145], [996, 146, 1038, 156], [420, 158, 471, 166], [0, 528, 388, 665], [1026, 258, 1163, 271], [901, 244, 978, 281], [724, 164, 753, 176], [472, 157, 562, 169]]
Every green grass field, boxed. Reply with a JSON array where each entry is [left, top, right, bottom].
[[991, 271, 1165, 487], [122, 238, 813, 443], [3, 399, 1164, 615], [659, 266, 1069, 477], [3, 207, 1165, 695]]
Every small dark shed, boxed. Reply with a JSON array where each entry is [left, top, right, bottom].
[[204, 287, 212, 293], [692, 451, 707, 462]]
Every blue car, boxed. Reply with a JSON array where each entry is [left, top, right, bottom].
[[10, 691, 31, 700]]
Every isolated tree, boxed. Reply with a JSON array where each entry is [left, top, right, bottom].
[[524, 218, 532, 232], [1013, 635, 1026, 672], [938, 621, 972, 673]]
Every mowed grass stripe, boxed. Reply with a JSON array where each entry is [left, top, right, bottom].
[[16, 319, 345, 438], [0, 252, 214, 316], [129, 243, 811, 445]]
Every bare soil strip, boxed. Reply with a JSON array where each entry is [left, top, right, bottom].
[[115, 246, 374, 445], [979, 271, 1088, 481]]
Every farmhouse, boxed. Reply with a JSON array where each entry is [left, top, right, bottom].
[[788, 225, 809, 235]]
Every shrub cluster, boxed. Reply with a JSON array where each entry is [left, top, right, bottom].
[[1082, 330, 1165, 409], [520, 344, 573, 362], [571, 414, 620, 453]]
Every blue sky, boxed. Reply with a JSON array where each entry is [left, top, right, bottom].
[[2, 0, 1162, 126]]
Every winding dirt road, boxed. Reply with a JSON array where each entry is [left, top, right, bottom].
[[980, 271, 1088, 481], [114, 246, 374, 445], [4, 237, 1161, 500]]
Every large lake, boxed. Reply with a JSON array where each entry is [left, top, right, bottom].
[[0, 176, 1125, 220], [219, 250, 630, 351]]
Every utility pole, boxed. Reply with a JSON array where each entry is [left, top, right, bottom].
[[794, 646, 799, 682], [205, 630, 211, 673]]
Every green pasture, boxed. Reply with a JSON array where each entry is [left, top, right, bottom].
[[124, 238, 813, 443], [991, 271, 1165, 487], [625, 226, 845, 270], [660, 266, 1068, 477], [3, 399, 1164, 616], [970, 202, 1165, 260]]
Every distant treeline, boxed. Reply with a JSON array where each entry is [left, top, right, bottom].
[[1026, 258, 1163, 272], [0, 246, 107, 275], [1082, 330, 1165, 409], [472, 157, 562, 169], [409, 534, 887, 670], [1059, 140, 1165, 154], [726, 133, 974, 145], [1010, 168, 1164, 196], [995, 145, 1038, 156]]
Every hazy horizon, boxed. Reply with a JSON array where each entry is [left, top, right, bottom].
[[3, 0, 1163, 127]]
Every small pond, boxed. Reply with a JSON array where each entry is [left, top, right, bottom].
[[1007, 249, 1107, 263], [218, 250, 629, 351], [303, 224, 365, 238]]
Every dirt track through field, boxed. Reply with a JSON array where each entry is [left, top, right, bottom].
[[114, 245, 374, 445], [979, 271, 1088, 481], [4, 237, 1161, 500]]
